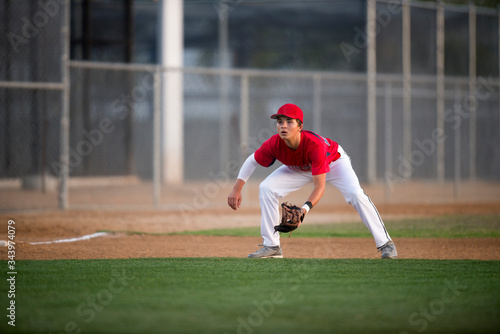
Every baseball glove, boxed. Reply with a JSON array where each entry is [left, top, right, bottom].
[[274, 202, 305, 235]]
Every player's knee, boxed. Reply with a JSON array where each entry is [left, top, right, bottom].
[[344, 189, 364, 206], [259, 180, 280, 199], [259, 180, 273, 194]]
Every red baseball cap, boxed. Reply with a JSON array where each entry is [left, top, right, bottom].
[[270, 104, 304, 123]]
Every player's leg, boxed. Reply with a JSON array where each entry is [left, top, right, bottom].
[[259, 166, 311, 247], [326, 146, 392, 249]]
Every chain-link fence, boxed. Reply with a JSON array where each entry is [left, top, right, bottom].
[[0, 0, 69, 210], [1, 0, 499, 211]]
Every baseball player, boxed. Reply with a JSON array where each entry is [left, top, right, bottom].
[[227, 103, 397, 259]]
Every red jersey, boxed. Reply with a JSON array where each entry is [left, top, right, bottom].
[[254, 130, 341, 175]]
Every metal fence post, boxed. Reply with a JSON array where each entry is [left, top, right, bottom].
[[403, 0, 412, 181], [367, 0, 377, 184], [59, 0, 71, 210], [454, 85, 461, 199], [384, 81, 393, 201], [219, 1, 230, 173], [436, 1, 445, 183], [153, 69, 161, 207], [240, 74, 249, 162], [313, 74, 322, 134], [469, 3, 477, 181], [159, 0, 184, 184], [240, 74, 250, 204]]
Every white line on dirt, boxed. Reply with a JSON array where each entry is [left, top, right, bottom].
[[27, 232, 110, 245]]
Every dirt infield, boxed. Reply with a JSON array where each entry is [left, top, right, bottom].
[[8, 235, 500, 261], [1, 201, 499, 261]]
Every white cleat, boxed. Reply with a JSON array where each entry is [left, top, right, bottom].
[[248, 244, 283, 258]]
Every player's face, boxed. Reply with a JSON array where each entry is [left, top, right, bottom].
[[276, 117, 303, 141]]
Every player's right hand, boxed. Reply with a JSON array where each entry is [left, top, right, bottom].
[[227, 190, 242, 211]]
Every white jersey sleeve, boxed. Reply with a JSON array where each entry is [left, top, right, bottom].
[[237, 153, 259, 183]]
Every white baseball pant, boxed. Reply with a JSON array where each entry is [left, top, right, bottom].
[[259, 146, 391, 248]]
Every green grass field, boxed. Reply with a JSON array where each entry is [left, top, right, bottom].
[[1, 214, 499, 334], [1, 259, 499, 334], [157, 214, 500, 238]]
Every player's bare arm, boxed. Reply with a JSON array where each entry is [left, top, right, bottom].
[[302, 173, 326, 214], [228, 179, 245, 211]]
